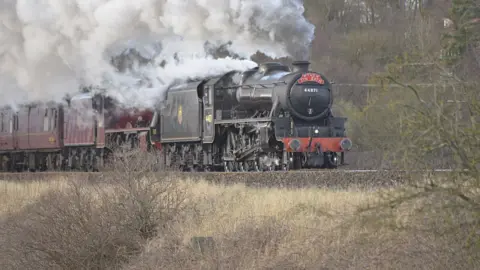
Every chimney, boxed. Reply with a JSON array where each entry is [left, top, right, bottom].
[[292, 60, 310, 73]]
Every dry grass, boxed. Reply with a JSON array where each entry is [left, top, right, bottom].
[[0, 178, 71, 216], [0, 176, 375, 232], [128, 179, 480, 270], [0, 172, 478, 270], [180, 180, 375, 236]]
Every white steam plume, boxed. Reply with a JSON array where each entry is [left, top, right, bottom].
[[0, 0, 315, 109]]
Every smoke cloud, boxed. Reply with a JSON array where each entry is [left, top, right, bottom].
[[0, 0, 315, 109]]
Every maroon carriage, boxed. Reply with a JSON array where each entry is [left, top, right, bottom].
[[62, 93, 105, 170], [0, 90, 157, 172], [0, 103, 62, 171]]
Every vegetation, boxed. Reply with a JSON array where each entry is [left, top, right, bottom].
[[0, 0, 479, 269], [310, 1, 480, 268], [278, 0, 480, 267], [1, 167, 478, 269]]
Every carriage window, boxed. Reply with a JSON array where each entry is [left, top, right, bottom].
[[11, 114, 18, 132], [0, 113, 4, 132], [49, 108, 57, 130], [44, 108, 49, 131], [53, 109, 57, 129]]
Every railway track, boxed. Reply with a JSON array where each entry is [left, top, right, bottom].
[[0, 169, 459, 190]]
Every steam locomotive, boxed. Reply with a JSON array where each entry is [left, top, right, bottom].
[[0, 61, 352, 172]]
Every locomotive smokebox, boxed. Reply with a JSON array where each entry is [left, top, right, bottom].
[[292, 61, 310, 73]]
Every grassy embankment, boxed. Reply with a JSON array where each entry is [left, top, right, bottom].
[[0, 173, 478, 270]]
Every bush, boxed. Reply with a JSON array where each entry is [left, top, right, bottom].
[[123, 185, 480, 270], [0, 150, 189, 270], [123, 217, 296, 270]]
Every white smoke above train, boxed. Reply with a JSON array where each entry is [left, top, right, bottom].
[[0, 0, 315, 109]]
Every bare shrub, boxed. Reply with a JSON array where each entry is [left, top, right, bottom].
[[125, 202, 480, 270], [0, 149, 190, 270], [337, 188, 480, 270], [0, 182, 141, 270], [103, 147, 189, 239], [123, 217, 296, 270], [122, 178, 480, 270]]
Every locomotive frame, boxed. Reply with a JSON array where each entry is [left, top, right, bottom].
[[0, 61, 352, 172]]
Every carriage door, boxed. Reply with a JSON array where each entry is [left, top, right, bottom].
[[202, 85, 214, 144], [93, 95, 105, 147], [12, 112, 19, 149]]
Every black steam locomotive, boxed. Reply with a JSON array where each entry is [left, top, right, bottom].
[[154, 61, 352, 171], [0, 60, 351, 173]]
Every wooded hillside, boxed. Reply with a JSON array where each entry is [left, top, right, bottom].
[[283, 0, 480, 170]]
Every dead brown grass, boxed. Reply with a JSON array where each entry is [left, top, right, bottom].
[[0, 150, 478, 270], [0, 174, 190, 270], [0, 178, 70, 217], [125, 180, 480, 270]]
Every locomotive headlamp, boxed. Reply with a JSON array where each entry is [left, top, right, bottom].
[[314, 129, 319, 134], [289, 139, 301, 151], [340, 138, 353, 151]]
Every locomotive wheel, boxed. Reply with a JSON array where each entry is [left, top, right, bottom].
[[324, 153, 339, 169], [292, 153, 303, 170], [237, 162, 245, 172], [223, 162, 228, 172], [223, 161, 234, 172], [242, 161, 249, 172], [282, 152, 292, 171], [254, 160, 264, 172], [245, 160, 257, 172]]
